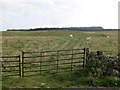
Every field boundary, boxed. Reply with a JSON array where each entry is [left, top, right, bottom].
[[0, 55, 21, 77], [1, 48, 89, 77]]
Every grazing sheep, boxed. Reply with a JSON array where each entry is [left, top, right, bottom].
[[107, 35, 110, 38], [86, 36, 91, 43], [70, 34, 73, 38], [86, 36, 91, 40]]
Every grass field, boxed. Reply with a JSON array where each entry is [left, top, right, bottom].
[[2, 30, 118, 55], [1, 30, 119, 88]]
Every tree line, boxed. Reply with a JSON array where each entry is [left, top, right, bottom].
[[7, 27, 118, 31]]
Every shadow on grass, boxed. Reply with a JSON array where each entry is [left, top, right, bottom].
[[51, 69, 120, 88]]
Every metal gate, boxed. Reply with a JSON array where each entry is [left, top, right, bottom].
[[22, 49, 85, 77]]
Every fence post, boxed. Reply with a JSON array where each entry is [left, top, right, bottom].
[[56, 50, 59, 73], [83, 48, 89, 69], [40, 51, 42, 75], [21, 51, 24, 77], [71, 49, 73, 71], [18, 55, 21, 77]]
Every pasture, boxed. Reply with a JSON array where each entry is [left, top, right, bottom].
[[2, 30, 118, 55], [1, 30, 119, 88]]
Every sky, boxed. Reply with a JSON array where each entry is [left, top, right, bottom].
[[0, 0, 119, 31]]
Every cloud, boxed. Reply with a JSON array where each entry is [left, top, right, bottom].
[[0, 0, 119, 30]]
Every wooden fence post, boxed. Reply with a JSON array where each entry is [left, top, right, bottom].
[[71, 49, 73, 71], [21, 51, 24, 77], [83, 48, 89, 69], [56, 51, 59, 73], [18, 55, 21, 77], [40, 51, 42, 75]]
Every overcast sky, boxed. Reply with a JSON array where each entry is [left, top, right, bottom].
[[0, 0, 119, 31]]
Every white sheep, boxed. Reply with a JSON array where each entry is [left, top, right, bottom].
[[70, 34, 73, 38], [107, 35, 110, 38], [86, 36, 91, 43]]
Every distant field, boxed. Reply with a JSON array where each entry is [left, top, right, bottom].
[[2, 30, 118, 55]]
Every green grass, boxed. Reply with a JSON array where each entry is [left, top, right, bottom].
[[2, 70, 120, 88], [2, 30, 118, 55], [1, 30, 119, 88]]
